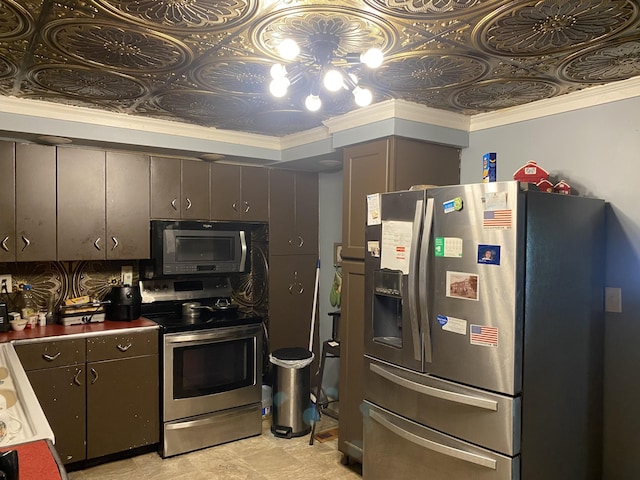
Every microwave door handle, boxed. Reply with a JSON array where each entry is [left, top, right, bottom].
[[239, 231, 247, 271], [407, 199, 424, 363], [419, 197, 435, 365], [369, 409, 497, 470]]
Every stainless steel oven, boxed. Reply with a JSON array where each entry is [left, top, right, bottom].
[[140, 277, 263, 458]]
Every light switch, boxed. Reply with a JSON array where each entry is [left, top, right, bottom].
[[605, 287, 622, 313]]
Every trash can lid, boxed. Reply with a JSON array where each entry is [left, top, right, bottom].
[[271, 347, 313, 361]]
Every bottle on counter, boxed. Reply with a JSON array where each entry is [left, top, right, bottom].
[[20, 284, 38, 328]]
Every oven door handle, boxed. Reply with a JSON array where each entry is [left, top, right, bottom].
[[165, 328, 260, 346]]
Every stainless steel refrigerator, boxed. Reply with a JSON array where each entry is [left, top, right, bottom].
[[362, 181, 604, 480]]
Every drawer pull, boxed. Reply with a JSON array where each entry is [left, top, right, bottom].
[[42, 352, 61, 362], [91, 368, 98, 384], [232, 202, 238, 212], [171, 198, 178, 211], [21, 236, 30, 251], [1, 236, 8, 252], [73, 369, 82, 386], [243, 201, 250, 213], [94, 237, 101, 251], [185, 198, 192, 210], [117, 343, 132, 352], [111, 236, 119, 250]]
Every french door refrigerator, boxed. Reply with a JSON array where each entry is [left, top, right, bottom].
[[362, 181, 604, 480]]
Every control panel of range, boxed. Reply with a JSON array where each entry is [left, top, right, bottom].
[[140, 277, 232, 303]]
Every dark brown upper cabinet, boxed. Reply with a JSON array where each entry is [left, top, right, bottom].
[[342, 137, 460, 260], [0, 141, 15, 262], [269, 169, 319, 256], [150, 156, 210, 220], [210, 163, 268, 222]]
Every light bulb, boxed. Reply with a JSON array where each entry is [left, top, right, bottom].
[[269, 77, 290, 97], [270, 63, 287, 79], [304, 94, 322, 112], [278, 38, 300, 61], [361, 48, 384, 69], [353, 86, 373, 107], [323, 69, 343, 92]]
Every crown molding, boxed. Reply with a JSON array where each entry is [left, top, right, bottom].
[[470, 76, 640, 131], [280, 125, 332, 149]]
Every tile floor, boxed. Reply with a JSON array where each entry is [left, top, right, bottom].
[[67, 416, 362, 480]]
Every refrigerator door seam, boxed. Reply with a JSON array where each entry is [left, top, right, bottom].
[[370, 363, 498, 411], [369, 409, 498, 470]]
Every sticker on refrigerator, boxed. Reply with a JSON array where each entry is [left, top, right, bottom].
[[442, 197, 463, 214], [477, 244, 501, 265], [380, 220, 413, 274], [470, 324, 499, 347], [437, 315, 467, 335], [435, 237, 463, 258], [445, 271, 479, 301], [367, 241, 380, 258], [483, 209, 512, 229], [484, 190, 508, 211], [367, 193, 381, 226]]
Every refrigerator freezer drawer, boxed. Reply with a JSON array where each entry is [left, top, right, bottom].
[[363, 402, 519, 480], [365, 355, 521, 456]]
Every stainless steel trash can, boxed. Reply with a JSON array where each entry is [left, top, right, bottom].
[[270, 347, 314, 438]]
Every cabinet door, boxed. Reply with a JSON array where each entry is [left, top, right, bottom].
[[26, 366, 87, 464], [268, 254, 318, 353], [106, 152, 150, 259], [57, 148, 106, 260], [0, 142, 15, 262], [294, 171, 318, 255], [240, 166, 269, 222], [269, 170, 296, 255], [210, 163, 241, 221], [391, 138, 460, 190], [181, 159, 210, 219], [338, 260, 365, 462], [15, 143, 57, 261], [86, 354, 159, 458], [150, 156, 181, 219], [342, 140, 389, 260]]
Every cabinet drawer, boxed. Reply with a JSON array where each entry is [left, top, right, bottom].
[[15, 339, 86, 370], [87, 330, 158, 361]]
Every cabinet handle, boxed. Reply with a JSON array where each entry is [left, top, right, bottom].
[[21, 236, 30, 251], [117, 343, 132, 352], [185, 198, 192, 210], [297, 283, 304, 295], [297, 236, 304, 248], [1, 236, 8, 252], [243, 201, 250, 213], [171, 198, 178, 211], [42, 352, 61, 362], [94, 237, 101, 251], [111, 236, 118, 250], [73, 368, 82, 386], [232, 202, 238, 212], [91, 368, 98, 384]]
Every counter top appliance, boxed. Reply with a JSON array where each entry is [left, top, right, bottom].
[[140, 277, 263, 457], [362, 181, 605, 480]]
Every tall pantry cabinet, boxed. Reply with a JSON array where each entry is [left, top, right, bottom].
[[338, 137, 460, 464]]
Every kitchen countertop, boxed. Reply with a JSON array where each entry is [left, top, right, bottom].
[[0, 318, 158, 344], [1, 439, 68, 480]]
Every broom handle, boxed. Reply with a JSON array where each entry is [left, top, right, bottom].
[[308, 259, 320, 352]]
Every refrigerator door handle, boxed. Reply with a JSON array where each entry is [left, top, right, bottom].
[[370, 409, 497, 470], [419, 197, 435, 364], [370, 363, 498, 411], [408, 199, 424, 362]]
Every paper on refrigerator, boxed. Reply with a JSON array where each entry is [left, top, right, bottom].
[[380, 220, 413, 274]]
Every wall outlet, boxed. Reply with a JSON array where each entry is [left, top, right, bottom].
[[0, 275, 12, 293], [121, 266, 133, 286], [605, 287, 622, 313]]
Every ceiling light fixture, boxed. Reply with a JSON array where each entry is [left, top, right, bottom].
[[269, 35, 383, 112]]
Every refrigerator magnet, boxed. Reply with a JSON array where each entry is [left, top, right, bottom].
[[470, 324, 499, 347], [437, 315, 467, 335], [445, 271, 479, 301], [435, 237, 463, 258], [478, 245, 501, 265], [367, 241, 380, 258], [442, 197, 463, 213]]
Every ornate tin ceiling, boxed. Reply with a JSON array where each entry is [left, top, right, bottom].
[[1, 0, 639, 137]]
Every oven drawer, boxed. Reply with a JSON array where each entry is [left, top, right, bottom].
[[363, 401, 519, 480], [15, 338, 85, 370], [87, 330, 158, 361], [365, 356, 520, 456]]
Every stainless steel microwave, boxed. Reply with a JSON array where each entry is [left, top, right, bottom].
[[147, 220, 250, 278]]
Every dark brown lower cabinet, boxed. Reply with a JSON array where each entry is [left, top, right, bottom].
[[25, 366, 86, 463], [87, 354, 159, 458], [16, 330, 159, 464]]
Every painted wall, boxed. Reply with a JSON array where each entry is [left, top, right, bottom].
[[317, 170, 343, 400], [460, 96, 640, 480]]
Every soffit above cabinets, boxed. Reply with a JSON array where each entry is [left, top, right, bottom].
[[0, 0, 639, 137]]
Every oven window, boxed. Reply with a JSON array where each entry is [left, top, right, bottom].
[[173, 337, 254, 398], [176, 237, 234, 262]]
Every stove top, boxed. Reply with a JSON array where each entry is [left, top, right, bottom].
[[140, 277, 262, 333]]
